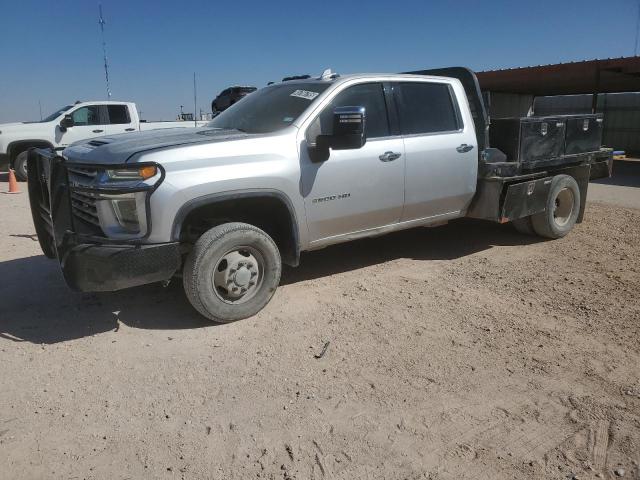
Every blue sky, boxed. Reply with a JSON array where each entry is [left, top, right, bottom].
[[0, 0, 635, 123]]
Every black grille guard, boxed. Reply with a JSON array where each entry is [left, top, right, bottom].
[[27, 148, 73, 261]]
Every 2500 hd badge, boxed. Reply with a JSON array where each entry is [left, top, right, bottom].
[[312, 193, 351, 204]]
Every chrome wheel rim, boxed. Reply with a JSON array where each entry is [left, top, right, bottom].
[[553, 188, 574, 227], [18, 154, 27, 178], [212, 246, 264, 304]]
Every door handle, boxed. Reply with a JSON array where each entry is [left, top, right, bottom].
[[456, 144, 474, 153], [92, 129, 104, 133], [125, 128, 135, 131], [379, 151, 401, 162]]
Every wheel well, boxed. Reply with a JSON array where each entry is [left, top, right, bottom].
[[8, 140, 53, 167], [177, 195, 299, 266]]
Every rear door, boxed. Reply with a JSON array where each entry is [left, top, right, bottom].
[[394, 81, 477, 221], [300, 82, 405, 243], [103, 104, 137, 135]]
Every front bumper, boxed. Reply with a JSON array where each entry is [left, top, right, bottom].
[[63, 243, 180, 292], [0, 153, 8, 169], [27, 148, 181, 292]]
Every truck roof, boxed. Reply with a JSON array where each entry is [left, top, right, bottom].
[[73, 100, 135, 105], [289, 72, 458, 86]]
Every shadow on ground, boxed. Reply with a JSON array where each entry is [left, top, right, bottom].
[[0, 219, 538, 344], [592, 159, 640, 188]]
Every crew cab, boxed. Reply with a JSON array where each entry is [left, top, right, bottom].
[[0, 101, 207, 180], [27, 69, 612, 323]]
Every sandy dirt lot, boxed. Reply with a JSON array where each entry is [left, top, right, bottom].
[[1, 176, 639, 480]]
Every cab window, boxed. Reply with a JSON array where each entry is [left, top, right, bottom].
[[395, 82, 461, 135], [71, 106, 100, 126], [107, 105, 131, 124], [314, 82, 390, 139]]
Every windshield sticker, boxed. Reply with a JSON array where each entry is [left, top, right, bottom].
[[290, 89, 320, 100], [283, 116, 294, 122]]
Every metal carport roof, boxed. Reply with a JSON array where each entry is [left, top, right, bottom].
[[476, 56, 640, 95]]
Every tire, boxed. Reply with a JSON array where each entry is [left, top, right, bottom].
[[531, 174, 580, 239], [14, 151, 28, 182], [183, 222, 282, 323], [512, 216, 535, 235]]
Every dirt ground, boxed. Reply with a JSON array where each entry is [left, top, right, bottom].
[[1, 176, 639, 480]]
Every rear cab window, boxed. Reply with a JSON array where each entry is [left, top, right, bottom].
[[394, 82, 462, 135], [106, 105, 131, 124]]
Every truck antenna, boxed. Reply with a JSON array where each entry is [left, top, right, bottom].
[[98, 4, 112, 100]]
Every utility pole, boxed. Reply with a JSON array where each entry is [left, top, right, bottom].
[[193, 73, 197, 127], [635, 0, 640, 56], [98, 4, 111, 99]]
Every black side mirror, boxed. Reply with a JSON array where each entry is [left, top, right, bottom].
[[326, 106, 366, 150], [59, 114, 74, 131], [310, 106, 366, 162]]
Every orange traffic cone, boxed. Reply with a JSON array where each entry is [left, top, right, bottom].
[[7, 169, 20, 194]]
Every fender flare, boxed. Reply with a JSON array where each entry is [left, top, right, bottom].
[[7, 140, 55, 166], [171, 188, 301, 265]]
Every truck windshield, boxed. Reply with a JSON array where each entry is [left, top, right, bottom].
[[207, 82, 331, 133], [42, 105, 73, 122]]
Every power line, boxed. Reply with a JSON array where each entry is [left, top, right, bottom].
[[98, 4, 111, 99]]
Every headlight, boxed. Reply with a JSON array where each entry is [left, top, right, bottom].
[[96, 165, 160, 238], [69, 163, 162, 240], [106, 165, 157, 181]]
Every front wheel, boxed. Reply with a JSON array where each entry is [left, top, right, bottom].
[[14, 151, 29, 181], [183, 222, 282, 323], [531, 174, 581, 239]]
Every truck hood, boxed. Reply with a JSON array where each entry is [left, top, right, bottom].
[[63, 128, 251, 165], [0, 121, 44, 132]]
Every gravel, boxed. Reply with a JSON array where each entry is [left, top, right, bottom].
[[1, 189, 639, 479]]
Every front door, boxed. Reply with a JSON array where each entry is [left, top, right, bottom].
[[300, 82, 405, 243], [57, 105, 106, 148]]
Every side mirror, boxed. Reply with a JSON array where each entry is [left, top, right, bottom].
[[59, 114, 74, 131], [324, 106, 366, 150], [308, 106, 367, 163]]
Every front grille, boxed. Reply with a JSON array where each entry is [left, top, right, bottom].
[[70, 190, 101, 227]]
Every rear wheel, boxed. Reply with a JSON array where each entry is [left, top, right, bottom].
[[14, 151, 28, 181], [183, 222, 282, 323], [531, 174, 580, 239]]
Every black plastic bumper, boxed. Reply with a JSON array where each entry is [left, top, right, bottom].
[[0, 153, 8, 169], [62, 242, 181, 292]]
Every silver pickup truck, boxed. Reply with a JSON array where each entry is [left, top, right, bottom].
[[28, 68, 613, 322]]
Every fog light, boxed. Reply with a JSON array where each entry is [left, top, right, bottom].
[[111, 197, 140, 233], [95, 191, 148, 238]]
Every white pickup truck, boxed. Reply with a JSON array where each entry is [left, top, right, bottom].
[[0, 101, 207, 180]]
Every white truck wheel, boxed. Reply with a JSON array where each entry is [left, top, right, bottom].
[[14, 151, 29, 181]]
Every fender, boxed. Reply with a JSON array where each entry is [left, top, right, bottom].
[[8, 140, 55, 165], [171, 188, 301, 266]]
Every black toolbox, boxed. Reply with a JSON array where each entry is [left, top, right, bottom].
[[564, 114, 603, 155], [489, 116, 566, 165]]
